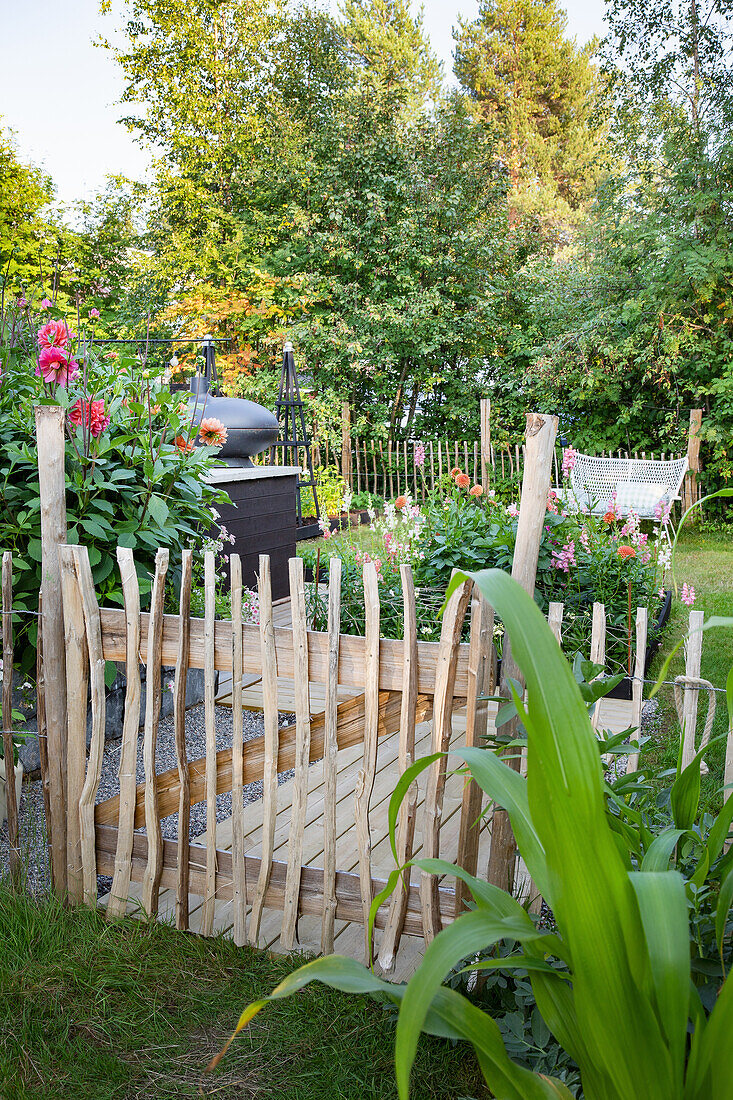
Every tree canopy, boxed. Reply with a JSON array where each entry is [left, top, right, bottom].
[[4, 0, 733, 486]]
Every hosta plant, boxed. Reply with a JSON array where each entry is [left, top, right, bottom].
[[213, 568, 733, 1100]]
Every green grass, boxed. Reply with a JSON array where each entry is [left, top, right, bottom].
[[647, 524, 733, 810], [0, 885, 487, 1100]]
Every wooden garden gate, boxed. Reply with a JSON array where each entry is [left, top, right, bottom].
[[58, 544, 493, 972]]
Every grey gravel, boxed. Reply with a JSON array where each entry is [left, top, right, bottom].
[[2, 700, 294, 897], [0, 771, 50, 894]]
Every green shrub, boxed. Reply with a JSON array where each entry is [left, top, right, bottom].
[[0, 301, 226, 671]]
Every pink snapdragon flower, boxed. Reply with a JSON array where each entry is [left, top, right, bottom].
[[551, 540, 576, 572], [414, 442, 425, 468], [605, 491, 622, 521], [561, 446, 577, 477], [654, 499, 672, 526], [37, 346, 79, 385], [507, 502, 519, 517], [681, 583, 696, 607]]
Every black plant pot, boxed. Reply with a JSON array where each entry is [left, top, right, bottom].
[[494, 590, 673, 702]]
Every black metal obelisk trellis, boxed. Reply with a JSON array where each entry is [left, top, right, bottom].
[[269, 341, 320, 535]]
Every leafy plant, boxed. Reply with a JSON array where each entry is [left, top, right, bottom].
[[214, 568, 733, 1099], [0, 300, 226, 671]]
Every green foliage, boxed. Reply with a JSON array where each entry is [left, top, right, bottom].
[[0, 300, 224, 671], [222, 570, 733, 1099], [454, 0, 608, 241]]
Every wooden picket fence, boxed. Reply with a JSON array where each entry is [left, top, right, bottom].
[[273, 436, 690, 502], [1, 541, 727, 968]]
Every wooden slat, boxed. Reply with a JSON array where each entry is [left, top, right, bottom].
[[378, 564, 418, 972], [97, 611, 471, 698], [73, 546, 107, 907], [281, 558, 312, 949], [681, 609, 705, 769], [321, 557, 342, 953], [35, 405, 68, 895], [94, 824, 457, 934], [547, 602, 564, 644], [141, 549, 169, 916], [626, 607, 648, 774], [59, 546, 88, 903], [1, 552, 19, 884], [355, 562, 380, 960], [420, 576, 472, 942], [107, 548, 142, 920], [454, 585, 494, 916], [249, 556, 279, 945], [36, 593, 53, 877], [200, 552, 217, 936], [95, 688, 435, 830], [173, 549, 192, 930], [230, 554, 247, 946]]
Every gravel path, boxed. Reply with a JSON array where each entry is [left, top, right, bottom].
[[1, 700, 293, 897]]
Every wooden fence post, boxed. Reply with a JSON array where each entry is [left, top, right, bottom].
[[480, 398, 491, 493], [2, 554, 20, 884], [487, 412, 558, 894], [681, 609, 705, 769], [341, 401, 352, 490], [684, 409, 703, 522], [35, 405, 68, 896]]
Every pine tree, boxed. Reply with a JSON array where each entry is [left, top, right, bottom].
[[339, 0, 442, 112], [454, 0, 607, 239]]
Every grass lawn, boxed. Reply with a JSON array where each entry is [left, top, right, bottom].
[[0, 886, 487, 1100], [647, 524, 733, 810]]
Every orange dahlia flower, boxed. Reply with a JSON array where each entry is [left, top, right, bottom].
[[395, 495, 407, 510], [617, 545, 636, 560], [199, 417, 228, 447], [456, 473, 471, 489], [469, 484, 483, 497]]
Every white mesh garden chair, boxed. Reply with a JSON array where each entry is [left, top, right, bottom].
[[564, 453, 688, 521]]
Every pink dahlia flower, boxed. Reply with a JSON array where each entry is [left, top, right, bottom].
[[199, 417, 227, 447], [37, 320, 72, 349], [69, 399, 110, 437], [89, 308, 100, 319], [37, 346, 79, 385]]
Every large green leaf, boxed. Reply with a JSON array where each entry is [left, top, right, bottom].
[[445, 568, 679, 1099], [631, 872, 689, 1089], [394, 908, 566, 1098]]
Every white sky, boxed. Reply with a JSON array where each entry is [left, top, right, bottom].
[[0, 0, 607, 208]]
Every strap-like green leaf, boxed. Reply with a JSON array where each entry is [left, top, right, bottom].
[[642, 829, 688, 871], [716, 864, 733, 964], [395, 908, 556, 1099], [450, 569, 678, 1099], [630, 871, 689, 1089]]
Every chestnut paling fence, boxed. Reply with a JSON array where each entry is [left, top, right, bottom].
[[270, 435, 689, 503], [0, 545, 722, 966]]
